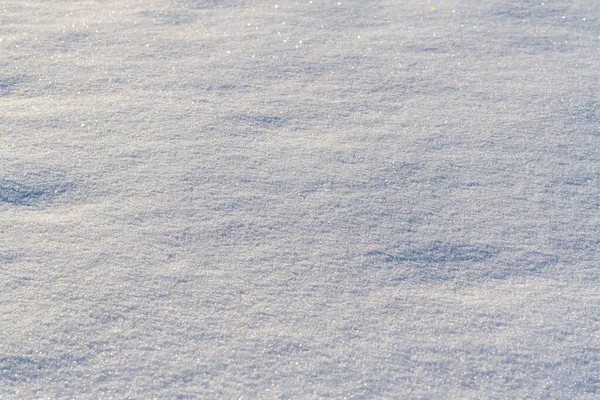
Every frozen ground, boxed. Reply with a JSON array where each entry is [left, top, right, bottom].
[[1, 0, 599, 398]]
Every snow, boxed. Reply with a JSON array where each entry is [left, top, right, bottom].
[[1, 0, 599, 397]]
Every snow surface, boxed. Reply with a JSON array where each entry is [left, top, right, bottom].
[[1, 0, 599, 398]]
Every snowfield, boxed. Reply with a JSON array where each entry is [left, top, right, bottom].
[[1, 0, 599, 398]]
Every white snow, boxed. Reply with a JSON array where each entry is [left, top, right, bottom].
[[1, 0, 599, 398]]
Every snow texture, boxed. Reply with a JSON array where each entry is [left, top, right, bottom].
[[1, 0, 599, 398]]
